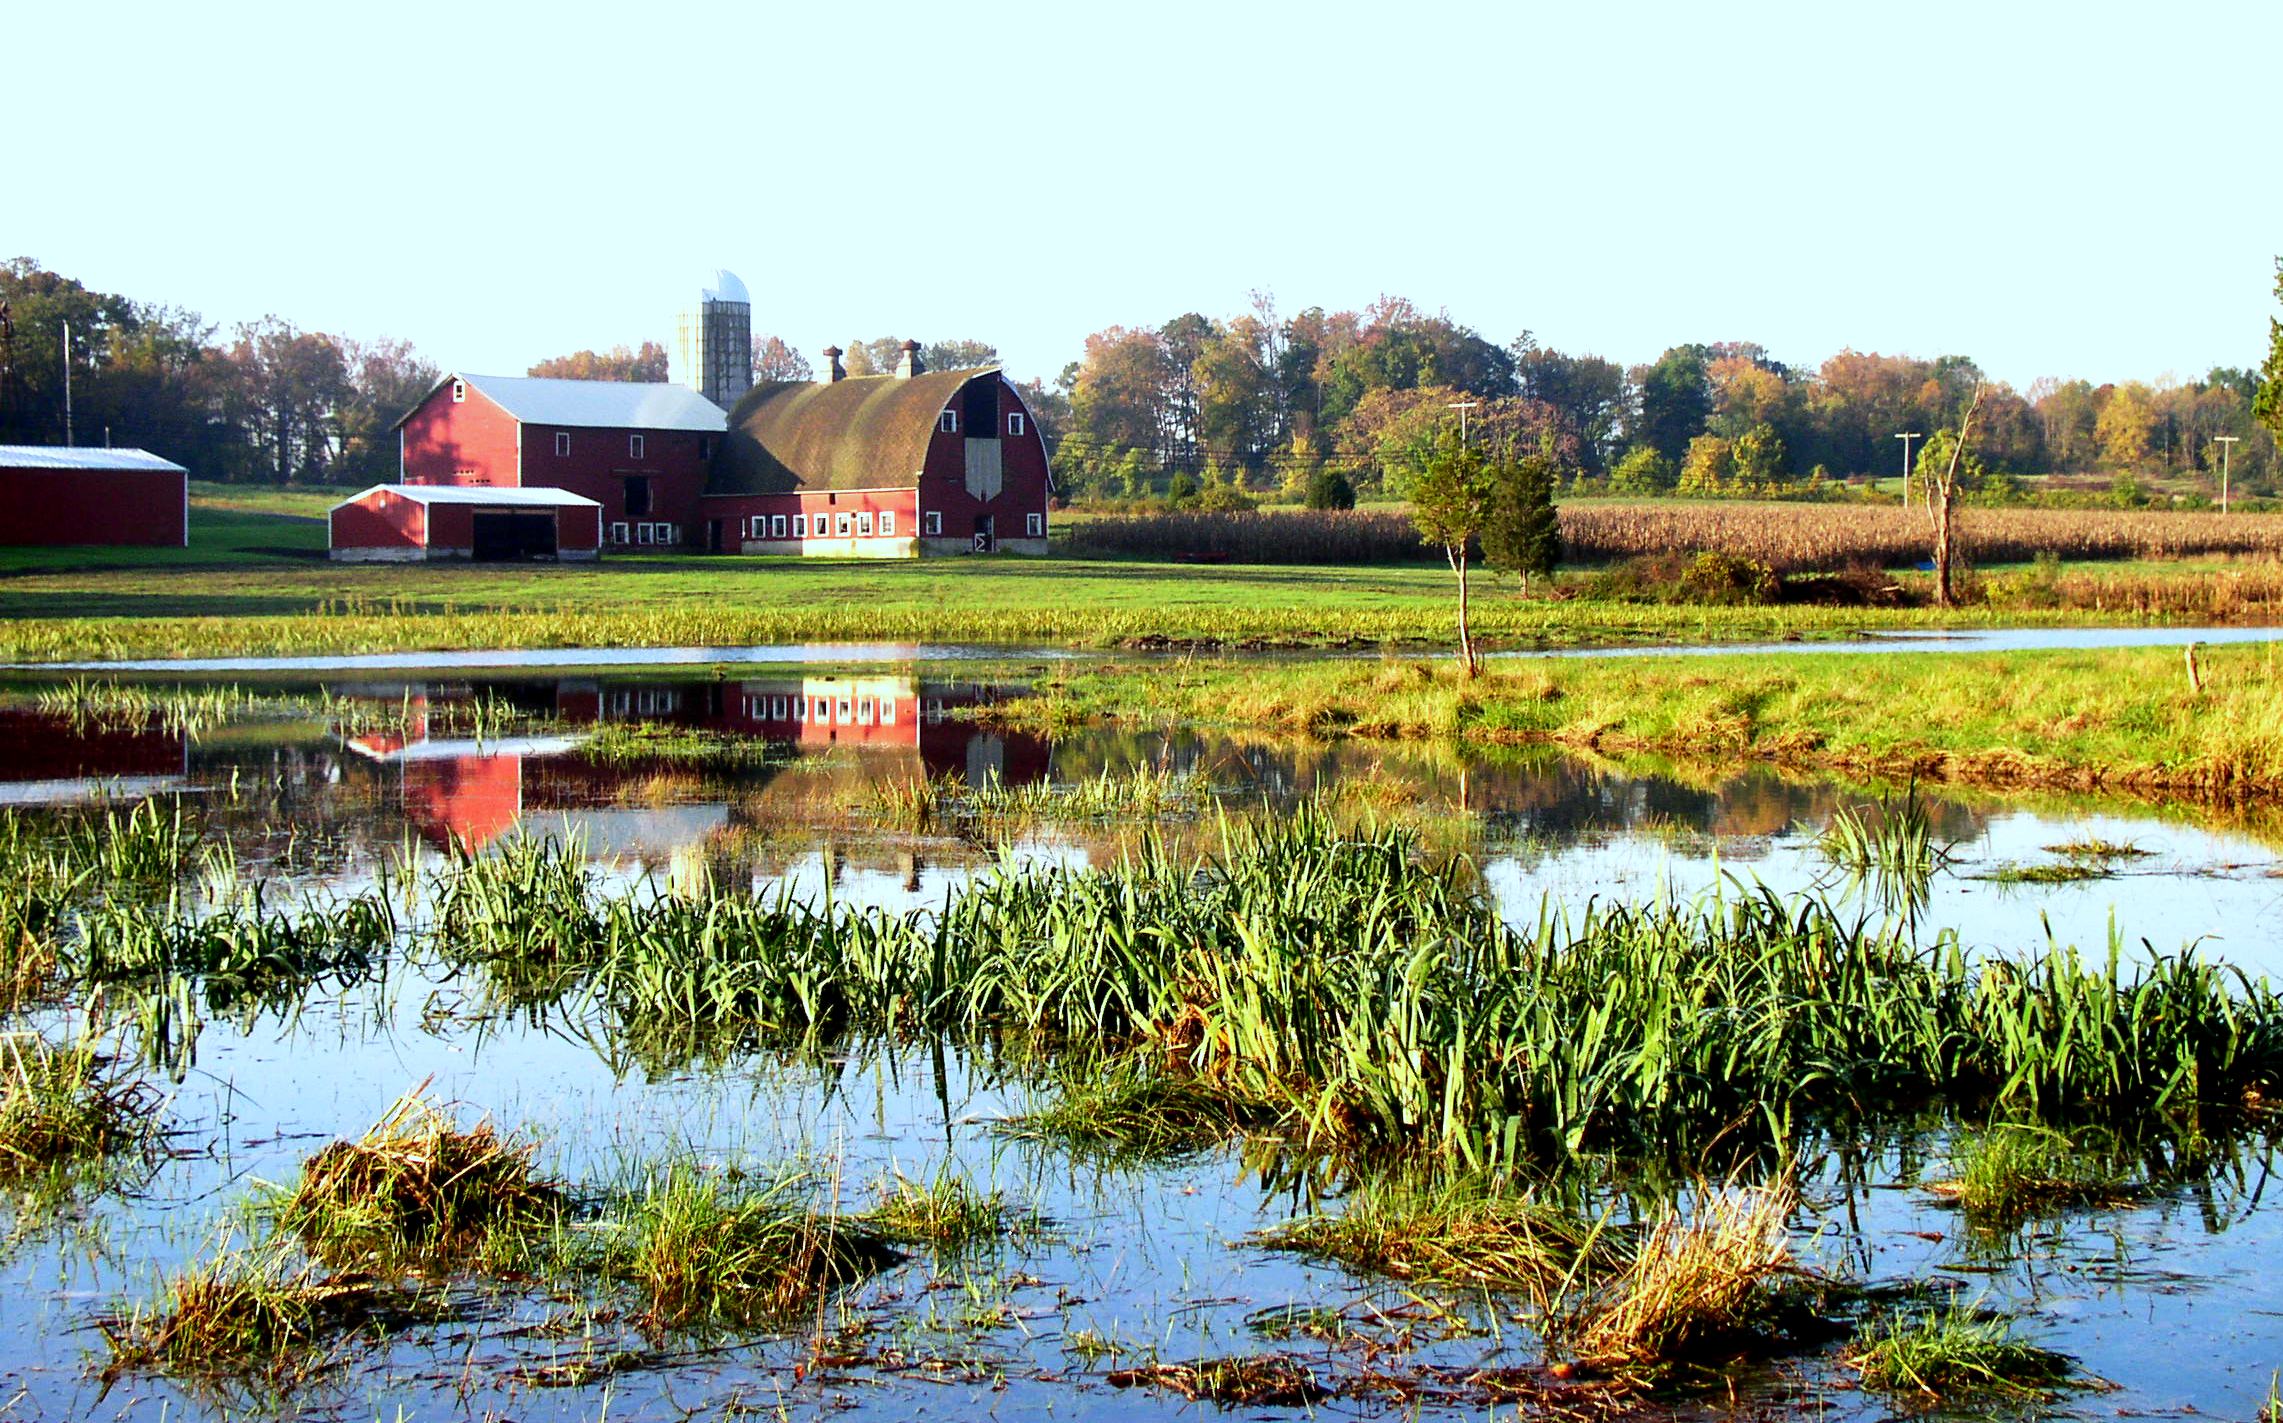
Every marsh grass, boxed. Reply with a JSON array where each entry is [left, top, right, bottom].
[[1106, 1354, 1333, 1406], [1570, 1182, 1804, 1366], [1845, 1297, 2079, 1402], [0, 1034, 158, 1175], [866, 1171, 1039, 1252], [997, 1064, 1263, 1164], [1985, 861, 2112, 885], [274, 1086, 564, 1268], [99, 1239, 442, 1386], [2045, 836, 2153, 861], [1925, 1123, 2139, 1222], [1254, 1177, 1606, 1294], [1816, 788, 1955, 915], [864, 765, 1209, 836], [605, 1164, 904, 1329]]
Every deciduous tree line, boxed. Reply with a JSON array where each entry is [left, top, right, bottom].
[[1048, 291, 2283, 502]]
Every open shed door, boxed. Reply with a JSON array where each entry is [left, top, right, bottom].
[[471, 511, 559, 561]]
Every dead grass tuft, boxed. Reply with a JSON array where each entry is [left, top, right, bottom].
[[277, 1083, 562, 1266]]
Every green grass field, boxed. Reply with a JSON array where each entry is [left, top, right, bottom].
[[0, 549, 2145, 664], [990, 642, 2283, 799]]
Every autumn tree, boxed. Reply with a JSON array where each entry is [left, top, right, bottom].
[[923, 338, 998, 372], [841, 341, 878, 378], [527, 342, 668, 382], [753, 335, 813, 383]]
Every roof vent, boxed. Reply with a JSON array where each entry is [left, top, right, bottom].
[[822, 346, 845, 384], [895, 340, 924, 380]]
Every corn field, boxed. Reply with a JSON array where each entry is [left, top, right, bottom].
[[1062, 502, 2283, 572]]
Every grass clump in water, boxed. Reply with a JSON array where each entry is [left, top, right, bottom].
[[99, 1240, 431, 1386], [865, 1171, 1037, 1251], [998, 1064, 1263, 1164], [274, 1084, 563, 1268], [0, 1034, 157, 1174], [1570, 1182, 1806, 1367], [1925, 1123, 2138, 1222], [605, 1164, 904, 1329], [1254, 1176, 1604, 1294], [1845, 1297, 2079, 1402]]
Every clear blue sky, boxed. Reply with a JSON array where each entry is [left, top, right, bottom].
[[15, 1, 2278, 389]]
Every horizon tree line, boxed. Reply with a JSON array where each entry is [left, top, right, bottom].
[[5, 255, 2279, 497]]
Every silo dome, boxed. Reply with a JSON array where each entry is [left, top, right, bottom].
[[702, 268, 750, 306]]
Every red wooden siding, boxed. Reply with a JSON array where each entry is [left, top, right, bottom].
[[399, 384, 521, 487], [0, 467, 186, 547], [329, 488, 426, 550]]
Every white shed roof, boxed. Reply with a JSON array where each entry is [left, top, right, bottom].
[[0, 445, 187, 473], [331, 483, 601, 512], [434, 373, 728, 433]]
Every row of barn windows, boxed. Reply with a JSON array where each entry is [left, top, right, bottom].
[[937, 410, 1025, 437], [747, 511, 898, 539], [740, 693, 898, 727], [608, 521, 680, 545], [554, 432, 656, 460]]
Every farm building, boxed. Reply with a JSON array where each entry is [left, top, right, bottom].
[[344, 270, 1053, 561], [388, 371, 727, 550], [700, 345, 1052, 556], [328, 483, 602, 562], [0, 445, 187, 547]]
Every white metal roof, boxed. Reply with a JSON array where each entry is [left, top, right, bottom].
[[330, 483, 602, 512], [0, 445, 188, 473], [451, 373, 729, 432]]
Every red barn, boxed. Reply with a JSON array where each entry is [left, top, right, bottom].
[[0, 446, 187, 547], [387, 372, 727, 550], [700, 350, 1052, 556], [328, 483, 602, 562]]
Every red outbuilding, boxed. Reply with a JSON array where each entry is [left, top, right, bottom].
[[700, 349, 1053, 557], [0, 445, 187, 547], [387, 372, 727, 551], [328, 483, 602, 562]]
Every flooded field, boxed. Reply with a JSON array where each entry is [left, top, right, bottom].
[[1, 667, 2278, 1420]]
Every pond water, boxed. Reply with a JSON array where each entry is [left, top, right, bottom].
[[21, 620, 2283, 674], [1, 669, 2278, 1419]]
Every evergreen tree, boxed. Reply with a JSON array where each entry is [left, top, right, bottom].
[[2256, 258, 2283, 439], [1483, 448, 1561, 592], [1303, 465, 1356, 510]]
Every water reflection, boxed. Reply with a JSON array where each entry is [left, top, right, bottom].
[[4, 671, 2279, 968]]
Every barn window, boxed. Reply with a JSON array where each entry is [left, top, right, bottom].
[[924, 511, 941, 536], [879, 698, 896, 725], [747, 516, 763, 539], [938, 410, 958, 434], [879, 510, 895, 536], [857, 698, 874, 725], [1008, 413, 1025, 436], [662, 523, 678, 544], [451, 380, 465, 403], [610, 521, 628, 543], [793, 514, 807, 538], [637, 523, 655, 545], [793, 698, 806, 723], [629, 434, 645, 460], [858, 512, 874, 536], [1027, 513, 1044, 537], [555, 432, 570, 457], [835, 512, 851, 537], [771, 514, 787, 539]]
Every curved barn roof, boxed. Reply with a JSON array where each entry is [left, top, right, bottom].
[[709, 369, 987, 494]]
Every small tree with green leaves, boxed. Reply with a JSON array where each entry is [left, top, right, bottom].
[[1303, 465, 1356, 510], [1610, 444, 1674, 494], [1483, 447, 1560, 594], [1407, 431, 1490, 676]]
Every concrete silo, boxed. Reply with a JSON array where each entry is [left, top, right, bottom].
[[672, 270, 753, 411]]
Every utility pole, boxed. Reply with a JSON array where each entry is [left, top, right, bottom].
[[61, 322, 73, 448], [2215, 435, 2240, 514], [1895, 432, 1922, 508], [1442, 397, 1479, 447]]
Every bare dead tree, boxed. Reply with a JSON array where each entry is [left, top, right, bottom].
[[1925, 384, 1985, 608]]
